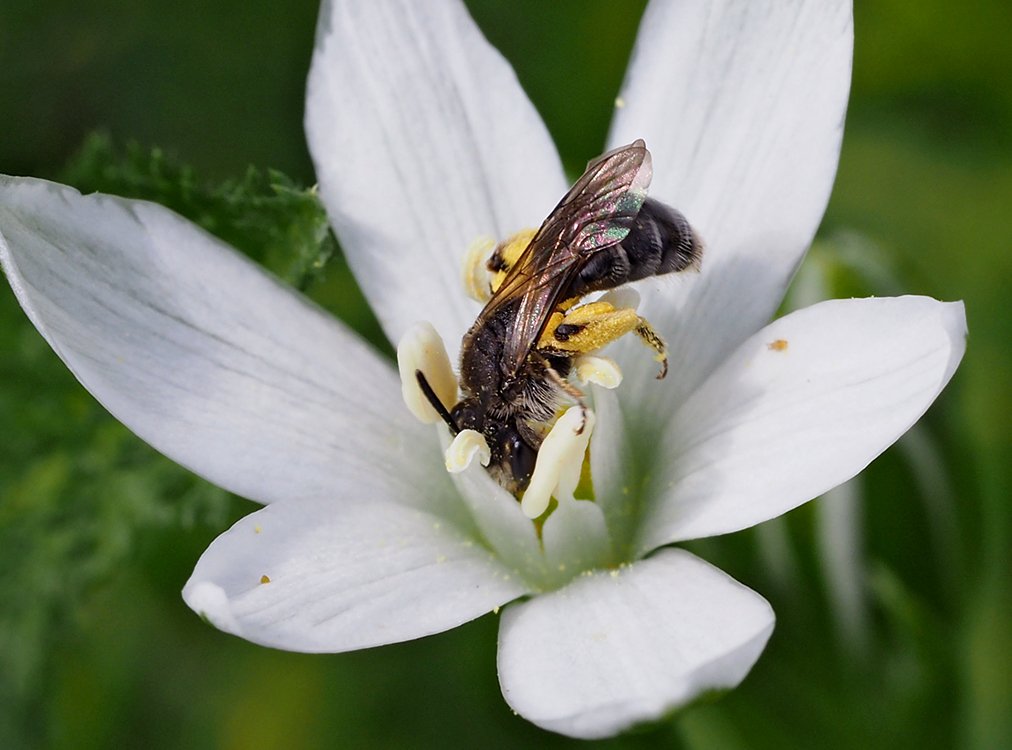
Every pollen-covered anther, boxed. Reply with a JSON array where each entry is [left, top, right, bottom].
[[462, 235, 496, 303], [573, 355, 623, 389], [521, 407, 597, 519], [396, 321, 457, 424], [445, 429, 491, 473]]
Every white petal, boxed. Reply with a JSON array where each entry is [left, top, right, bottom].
[[0, 177, 443, 509], [637, 296, 966, 553], [306, 0, 567, 358], [442, 431, 546, 583], [497, 548, 774, 739], [587, 386, 640, 553], [183, 497, 527, 652], [540, 496, 612, 590], [609, 0, 854, 421]]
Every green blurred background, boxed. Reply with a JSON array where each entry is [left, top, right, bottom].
[[1, 1, 1009, 748]]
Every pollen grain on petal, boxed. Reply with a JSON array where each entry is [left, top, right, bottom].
[[260, 575, 271, 584], [767, 338, 789, 351]]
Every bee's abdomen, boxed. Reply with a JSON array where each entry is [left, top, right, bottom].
[[570, 199, 702, 297], [623, 199, 702, 280]]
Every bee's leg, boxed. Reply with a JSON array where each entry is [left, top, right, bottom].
[[533, 353, 589, 434], [538, 300, 669, 379], [633, 318, 669, 379]]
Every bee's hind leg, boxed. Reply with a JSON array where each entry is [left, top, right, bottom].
[[538, 300, 669, 379], [633, 318, 668, 379]]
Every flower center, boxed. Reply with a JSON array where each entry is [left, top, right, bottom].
[[395, 222, 686, 586], [396, 319, 603, 520]]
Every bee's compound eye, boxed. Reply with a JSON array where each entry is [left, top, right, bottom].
[[450, 402, 480, 433], [504, 431, 538, 491]]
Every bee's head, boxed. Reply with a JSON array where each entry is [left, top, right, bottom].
[[486, 421, 538, 494], [446, 402, 537, 492], [448, 399, 482, 434], [417, 375, 537, 494]]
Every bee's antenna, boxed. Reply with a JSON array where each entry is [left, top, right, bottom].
[[415, 370, 460, 434]]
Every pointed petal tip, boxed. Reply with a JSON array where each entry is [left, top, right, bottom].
[[183, 499, 528, 654], [934, 298, 968, 386], [1, 174, 427, 508], [183, 579, 242, 637], [641, 295, 969, 551]]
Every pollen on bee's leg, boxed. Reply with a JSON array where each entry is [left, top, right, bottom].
[[445, 429, 491, 473], [462, 236, 496, 303], [573, 355, 623, 389], [521, 407, 597, 519], [396, 322, 457, 424]]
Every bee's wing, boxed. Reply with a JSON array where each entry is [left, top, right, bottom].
[[478, 139, 653, 377]]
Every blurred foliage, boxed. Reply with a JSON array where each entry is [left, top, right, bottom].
[[1, 1, 1009, 749], [0, 288, 235, 747], [60, 133, 337, 292]]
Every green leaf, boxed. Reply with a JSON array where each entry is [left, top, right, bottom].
[[59, 133, 337, 291]]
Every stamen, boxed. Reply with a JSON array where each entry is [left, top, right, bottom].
[[445, 429, 491, 473], [462, 236, 496, 303], [521, 407, 597, 519], [573, 355, 623, 389], [599, 287, 640, 312], [396, 322, 457, 424]]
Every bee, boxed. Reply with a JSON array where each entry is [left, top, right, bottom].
[[416, 139, 702, 494]]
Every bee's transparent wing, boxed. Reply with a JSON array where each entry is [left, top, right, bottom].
[[477, 140, 653, 377]]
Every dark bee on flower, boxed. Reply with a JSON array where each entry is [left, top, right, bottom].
[[417, 139, 703, 494]]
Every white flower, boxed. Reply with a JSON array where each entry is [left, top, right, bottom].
[[0, 0, 965, 740]]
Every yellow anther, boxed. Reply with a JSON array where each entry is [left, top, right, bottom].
[[396, 322, 457, 424], [573, 355, 623, 389], [462, 236, 496, 303], [445, 429, 491, 473], [521, 407, 596, 519]]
